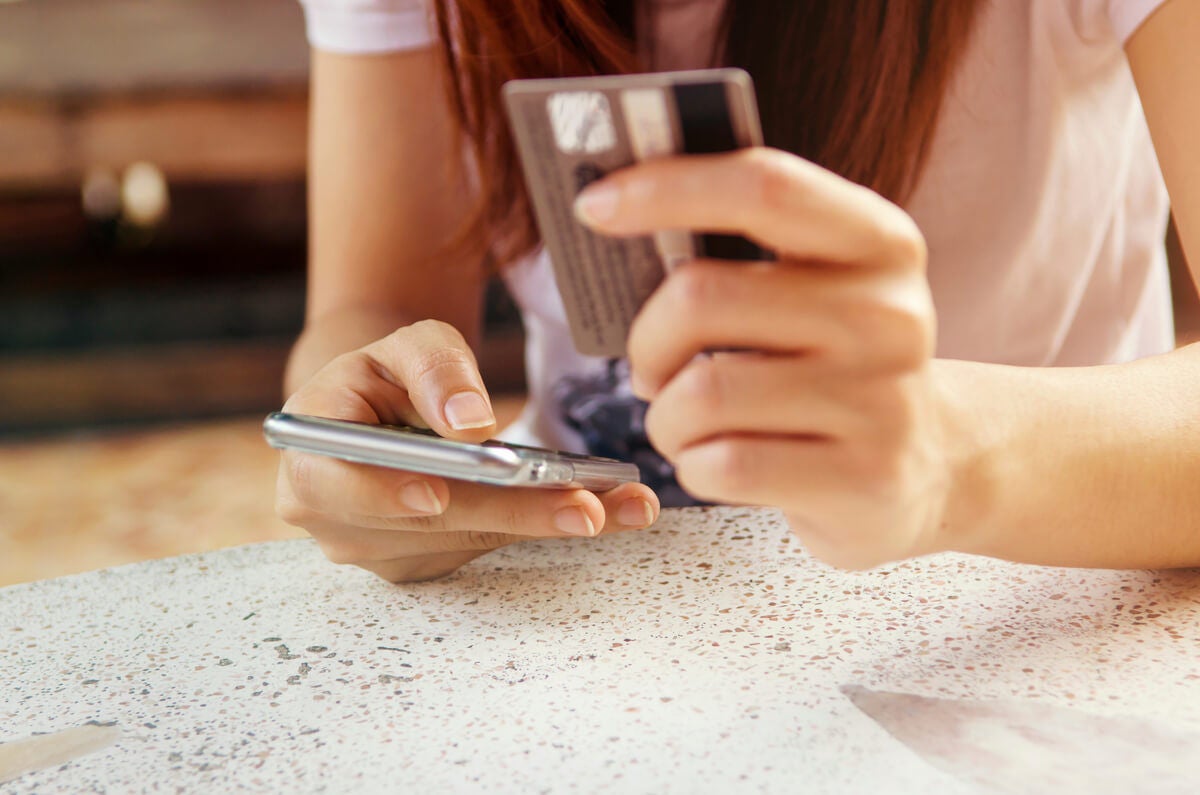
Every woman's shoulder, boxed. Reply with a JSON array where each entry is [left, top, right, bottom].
[[298, 0, 436, 54], [1045, 0, 1169, 46]]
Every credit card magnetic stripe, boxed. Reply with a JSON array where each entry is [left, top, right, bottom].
[[671, 81, 770, 262]]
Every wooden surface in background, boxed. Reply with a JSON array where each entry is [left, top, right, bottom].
[[0, 332, 526, 433], [0, 0, 310, 189], [0, 0, 308, 98], [0, 95, 309, 187], [0, 396, 526, 587]]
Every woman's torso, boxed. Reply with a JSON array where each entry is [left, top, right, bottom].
[[300, 0, 1173, 492]]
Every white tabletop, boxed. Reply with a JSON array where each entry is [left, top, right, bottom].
[[3, 507, 1200, 793]]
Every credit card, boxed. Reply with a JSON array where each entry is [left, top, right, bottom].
[[503, 68, 767, 357]]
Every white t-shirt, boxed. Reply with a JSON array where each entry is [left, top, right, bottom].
[[300, 0, 1173, 503]]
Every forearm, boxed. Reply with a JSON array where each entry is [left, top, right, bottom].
[[293, 47, 487, 399], [937, 344, 1200, 568]]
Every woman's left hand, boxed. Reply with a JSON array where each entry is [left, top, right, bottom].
[[574, 148, 953, 569]]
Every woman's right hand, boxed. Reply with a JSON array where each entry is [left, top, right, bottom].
[[275, 319, 661, 582]]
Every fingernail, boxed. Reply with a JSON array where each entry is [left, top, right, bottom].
[[616, 499, 655, 528], [554, 506, 597, 537], [400, 481, 443, 515], [574, 183, 620, 226], [443, 390, 494, 431]]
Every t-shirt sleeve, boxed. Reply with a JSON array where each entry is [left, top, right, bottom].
[[1106, 0, 1170, 42], [298, 0, 436, 54]]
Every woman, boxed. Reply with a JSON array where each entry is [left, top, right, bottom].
[[278, 0, 1200, 581]]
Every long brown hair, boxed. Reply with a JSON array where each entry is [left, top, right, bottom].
[[433, 1, 982, 266]]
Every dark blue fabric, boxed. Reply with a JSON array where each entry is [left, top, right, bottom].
[[553, 359, 701, 507]]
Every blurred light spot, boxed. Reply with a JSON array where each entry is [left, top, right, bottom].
[[81, 168, 122, 220], [121, 162, 170, 227]]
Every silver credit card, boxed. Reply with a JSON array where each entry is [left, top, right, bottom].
[[503, 68, 766, 357]]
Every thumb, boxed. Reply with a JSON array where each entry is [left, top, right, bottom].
[[366, 319, 497, 442]]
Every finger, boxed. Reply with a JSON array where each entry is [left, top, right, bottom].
[[671, 434, 848, 509], [284, 343, 422, 427], [306, 485, 657, 573], [574, 148, 926, 270], [276, 451, 450, 522], [285, 319, 498, 438], [361, 319, 496, 441], [593, 481, 661, 532], [303, 483, 660, 583], [645, 353, 874, 459], [627, 259, 933, 396], [295, 479, 614, 538], [672, 433, 915, 512]]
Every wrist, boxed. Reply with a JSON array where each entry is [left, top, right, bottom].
[[926, 359, 1012, 559]]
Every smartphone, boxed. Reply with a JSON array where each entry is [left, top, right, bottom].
[[503, 68, 768, 357], [263, 412, 640, 491]]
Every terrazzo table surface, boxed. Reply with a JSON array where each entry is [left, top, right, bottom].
[[4, 507, 1200, 793]]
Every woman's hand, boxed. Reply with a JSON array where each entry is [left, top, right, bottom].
[[275, 319, 660, 582], [575, 148, 951, 569]]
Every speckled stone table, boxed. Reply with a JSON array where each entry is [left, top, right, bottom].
[[3, 507, 1200, 793]]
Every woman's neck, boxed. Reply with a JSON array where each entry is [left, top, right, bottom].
[[638, 0, 727, 72]]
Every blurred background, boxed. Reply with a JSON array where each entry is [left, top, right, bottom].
[[0, 0, 526, 586], [0, 0, 1196, 587]]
